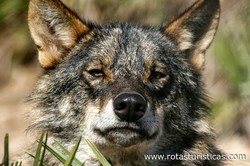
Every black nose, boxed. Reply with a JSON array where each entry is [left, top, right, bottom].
[[113, 92, 147, 122]]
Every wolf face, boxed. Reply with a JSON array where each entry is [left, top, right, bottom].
[[28, 0, 221, 165]]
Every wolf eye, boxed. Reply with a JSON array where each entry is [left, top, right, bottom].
[[88, 69, 104, 78], [151, 71, 167, 80]]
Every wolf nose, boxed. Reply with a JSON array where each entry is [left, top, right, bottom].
[[113, 92, 147, 122]]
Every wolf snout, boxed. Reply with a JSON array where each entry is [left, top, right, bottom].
[[113, 92, 147, 122]]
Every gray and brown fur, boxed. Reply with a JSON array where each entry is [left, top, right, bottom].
[[25, 0, 223, 165]]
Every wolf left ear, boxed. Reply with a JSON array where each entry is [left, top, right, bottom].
[[28, 0, 91, 69], [165, 0, 220, 71]]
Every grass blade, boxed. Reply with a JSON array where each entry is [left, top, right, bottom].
[[42, 143, 67, 164], [4, 134, 9, 166], [14, 161, 18, 166], [53, 140, 70, 155], [18, 161, 22, 166], [40, 132, 48, 166], [33, 132, 45, 166], [64, 137, 82, 166], [11, 161, 21, 166], [53, 140, 83, 166], [27, 154, 49, 166], [85, 140, 111, 166]]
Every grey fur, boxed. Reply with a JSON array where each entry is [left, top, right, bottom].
[[25, 0, 224, 165]]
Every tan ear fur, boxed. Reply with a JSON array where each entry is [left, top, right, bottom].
[[165, 0, 220, 71], [28, 0, 90, 68], [190, 11, 220, 70]]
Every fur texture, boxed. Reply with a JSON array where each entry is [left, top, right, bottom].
[[25, 0, 223, 165]]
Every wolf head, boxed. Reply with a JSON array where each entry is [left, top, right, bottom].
[[28, 0, 220, 163]]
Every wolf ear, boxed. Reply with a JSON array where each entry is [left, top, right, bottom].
[[165, 0, 220, 71], [28, 0, 90, 68]]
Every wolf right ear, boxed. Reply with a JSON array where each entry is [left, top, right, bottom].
[[28, 0, 91, 69], [165, 0, 220, 71]]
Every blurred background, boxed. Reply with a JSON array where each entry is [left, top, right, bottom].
[[0, 0, 249, 165]]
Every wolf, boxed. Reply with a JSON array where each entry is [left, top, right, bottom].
[[25, 0, 223, 165]]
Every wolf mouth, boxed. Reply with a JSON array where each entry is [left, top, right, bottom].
[[94, 127, 158, 147]]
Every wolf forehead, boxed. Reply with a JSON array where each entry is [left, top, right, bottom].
[[72, 24, 178, 74]]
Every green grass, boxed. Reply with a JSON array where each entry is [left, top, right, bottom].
[[1, 133, 111, 166]]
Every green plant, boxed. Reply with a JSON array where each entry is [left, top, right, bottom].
[[1, 133, 111, 166]]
